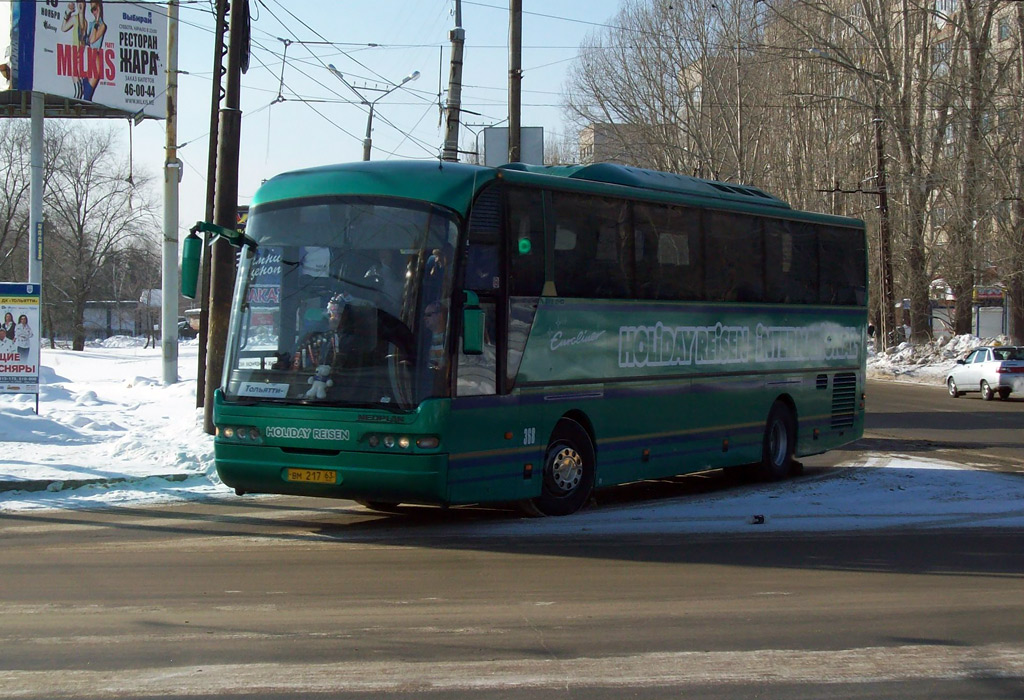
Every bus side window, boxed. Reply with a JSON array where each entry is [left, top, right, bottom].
[[819, 226, 867, 305], [704, 211, 763, 302], [764, 220, 818, 304], [507, 187, 545, 296], [634, 203, 702, 300], [506, 187, 544, 388], [551, 192, 631, 298]]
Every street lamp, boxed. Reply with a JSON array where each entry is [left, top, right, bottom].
[[808, 48, 897, 350], [327, 64, 420, 161]]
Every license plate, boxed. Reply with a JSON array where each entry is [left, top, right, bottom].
[[285, 468, 338, 484]]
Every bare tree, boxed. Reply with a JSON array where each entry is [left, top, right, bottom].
[[0, 121, 62, 280], [930, 0, 1005, 334], [765, 0, 960, 342], [564, 1, 682, 171], [43, 124, 159, 350], [544, 128, 579, 165]]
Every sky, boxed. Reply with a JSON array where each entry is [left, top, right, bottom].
[[114, 0, 624, 238], [2, 333, 1023, 536]]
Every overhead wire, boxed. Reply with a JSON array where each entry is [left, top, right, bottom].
[[251, 0, 440, 158]]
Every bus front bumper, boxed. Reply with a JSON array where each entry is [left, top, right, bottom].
[[214, 443, 450, 505]]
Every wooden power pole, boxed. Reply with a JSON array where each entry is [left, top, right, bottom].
[[196, 0, 229, 409], [442, 0, 465, 162], [203, 0, 248, 434], [508, 0, 522, 163]]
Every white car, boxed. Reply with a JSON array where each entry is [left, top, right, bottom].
[[946, 346, 1024, 400]]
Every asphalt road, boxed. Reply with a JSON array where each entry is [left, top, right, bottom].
[[1, 379, 1022, 699], [857, 377, 1024, 470]]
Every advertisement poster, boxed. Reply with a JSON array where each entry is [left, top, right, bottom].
[[0, 1, 166, 119], [0, 283, 41, 395]]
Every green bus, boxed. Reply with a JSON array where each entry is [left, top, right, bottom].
[[193, 160, 867, 516]]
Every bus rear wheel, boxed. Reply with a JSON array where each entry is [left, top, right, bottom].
[[754, 402, 797, 482], [528, 419, 595, 517]]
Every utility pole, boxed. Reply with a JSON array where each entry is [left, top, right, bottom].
[[28, 93, 42, 286], [161, 0, 180, 385], [874, 99, 896, 349], [807, 48, 898, 349], [203, 0, 247, 434], [508, 0, 522, 163], [442, 0, 465, 162], [327, 66, 420, 161], [196, 0, 229, 408]]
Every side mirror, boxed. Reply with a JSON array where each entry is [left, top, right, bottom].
[[180, 232, 202, 299], [462, 290, 484, 355], [182, 220, 257, 300], [956, 359, 966, 365]]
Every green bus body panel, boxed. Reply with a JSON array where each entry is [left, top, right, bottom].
[[445, 300, 865, 504]]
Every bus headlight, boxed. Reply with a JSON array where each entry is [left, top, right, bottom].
[[365, 434, 439, 450], [216, 425, 262, 444]]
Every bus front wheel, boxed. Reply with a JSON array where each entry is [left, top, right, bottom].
[[355, 499, 404, 514], [755, 402, 797, 482], [528, 419, 595, 517]]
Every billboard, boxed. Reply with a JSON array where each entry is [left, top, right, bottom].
[[482, 127, 544, 167], [0, 1, 166, 119], [0, 283, 40, 395]]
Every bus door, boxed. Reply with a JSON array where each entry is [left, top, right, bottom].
[[450, 185, 545, 503]]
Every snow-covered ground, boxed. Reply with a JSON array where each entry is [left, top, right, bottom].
[[1, 334, 1022, 534]]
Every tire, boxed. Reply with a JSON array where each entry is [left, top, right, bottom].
[[529, 419, 595, 517], [754, 402, 796, 482], [981, 380, 994, 401], [998, 387, 1011, 400], [355, 500, 404, 513], [947, 377, 961, 398]]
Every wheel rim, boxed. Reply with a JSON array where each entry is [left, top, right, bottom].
[[547, 444, 584, 495], [982, 381, 992, 399], [767, 419, 788, 466], [948, 378, 957, 396]]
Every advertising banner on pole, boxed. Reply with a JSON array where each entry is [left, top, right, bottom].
[[0, 283, 41, 396], [0, 1, 166, 119]]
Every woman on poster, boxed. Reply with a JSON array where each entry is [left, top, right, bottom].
[[61, 2, 88, 99], [0, 328, 15, 355], [15, 315, 33, 361], [81, 0, 107, 101], [1, 312, 14, 340]]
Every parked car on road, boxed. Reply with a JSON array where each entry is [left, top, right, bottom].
[[946, 346, 1024, 400]]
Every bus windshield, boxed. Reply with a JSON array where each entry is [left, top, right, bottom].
[[222, 196, 459, 411]]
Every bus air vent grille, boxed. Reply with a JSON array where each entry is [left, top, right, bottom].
[[816, 374, 828, 390], [830, 372, 857, 429], [468, 187, 502, 234]]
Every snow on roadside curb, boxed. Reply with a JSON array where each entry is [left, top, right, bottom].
[[867, 333, 1013, 384]]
